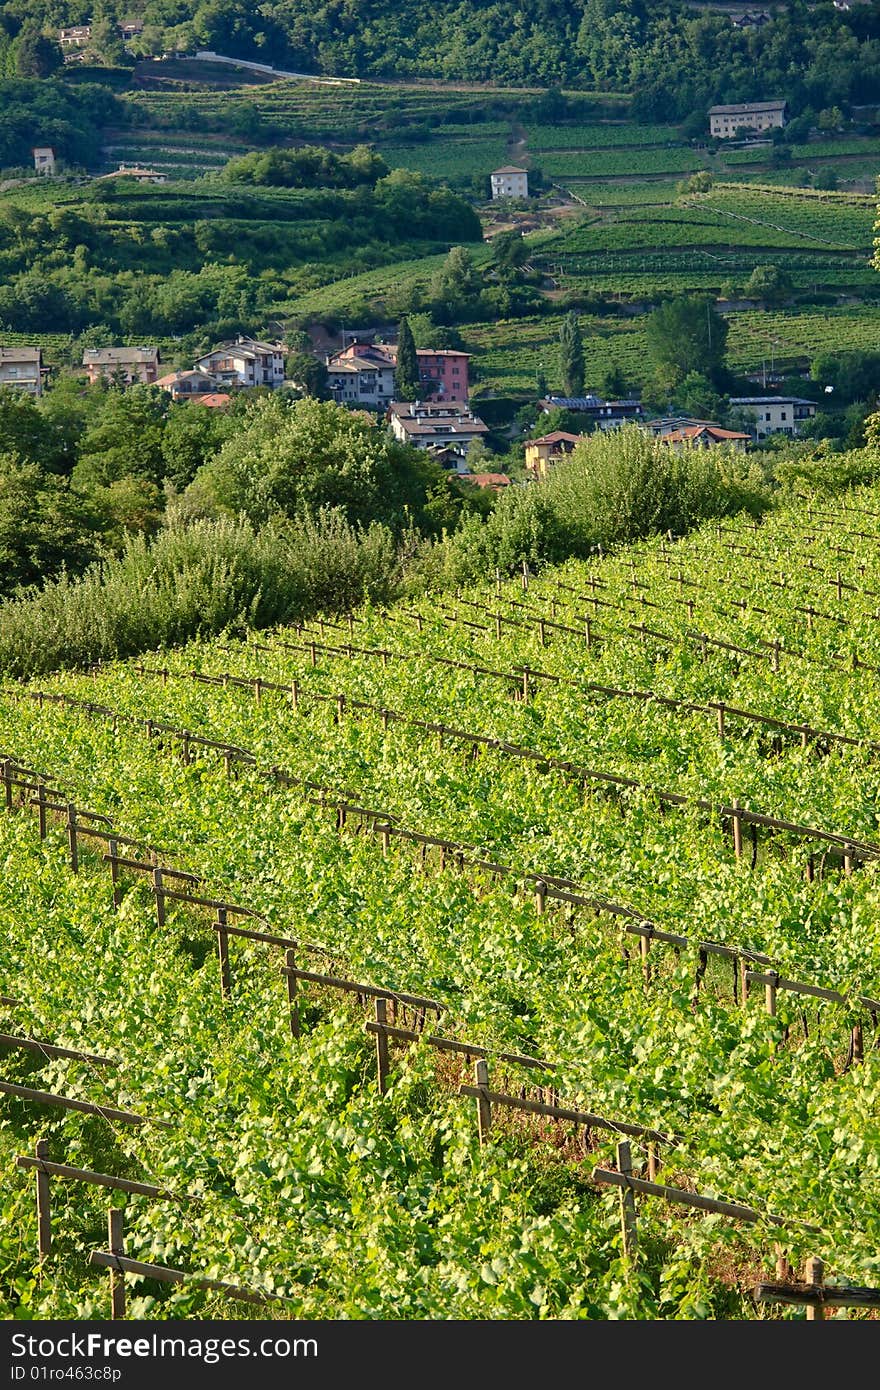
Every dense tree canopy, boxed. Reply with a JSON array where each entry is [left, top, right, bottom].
[[646, 294, 729, 391], [4, 1, 879, 115]]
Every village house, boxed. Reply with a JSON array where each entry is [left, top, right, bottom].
[[463, 473, 512, 492], [728, 395, 817, 439], [326, 341, 470, 407], [415, 349, 469, 402], [538, 395, 646, 430], [709, 100, 787, 138], [32, 147, 56, 176], [326, 345, 396, 408], [82, 346, 160, 386], [658, 422, 750, 452], [98, 165, 167, 184], [0, 346, 43, 396], [730, 11, 771, 28], [490, 166, 529, 199], [196, 337, 286, 390], [387, 400, 489, 460], [58, 25, 92, 47], [155, 369, 224, 401], [524, 431, 582, 480]]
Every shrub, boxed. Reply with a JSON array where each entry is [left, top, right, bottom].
[[0, 513, 399, 677]]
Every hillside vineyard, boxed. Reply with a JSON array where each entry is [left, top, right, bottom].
[[2, 495, 880, 1319]]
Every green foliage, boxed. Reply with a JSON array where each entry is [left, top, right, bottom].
[[221, 144, 389, 189], [0, 79, 118, 170], [189, 395, 451, 533], [672, 372, 726, 423], [425, 426, 770, 585], [0, 453, 100, 596], [558, 311, 585, 397], [5, 483, 880, 1314], [11, 26, 62, 80], [285, 351, 329, 400], [811, 350, 880, 405], [646, 295, 729, 391], [0, 513, 399, 676], [542, 425, 769, 550], [394, 316, 420, 401], [429, 245, 483, 324], [743, 265, 794, 306]]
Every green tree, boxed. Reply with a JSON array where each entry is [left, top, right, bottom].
[[160, 401, 234, 491], [818, 106, 845, 132], [600, 366, 628, 399], [429, 246, 481, 324], [743, 265, 794, 306], [645, 294, 729, 390], [190, 395, 442, 531], [12, 26, 62, 78], [286, 352, 329, 400], [394, 317, 421, 401], [558, 312, 585, 397], [72, 386, 168, 495], [492, 229, 528, 277], [672, 371, 726, 422], [0, 454, 99, 595]]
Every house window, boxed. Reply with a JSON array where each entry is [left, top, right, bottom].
[[780, 412, 787, 421], [765, 412, 771, 421]]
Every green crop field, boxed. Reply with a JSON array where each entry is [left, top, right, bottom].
[[383, 138, 510, 180], [524, 123, 683, 150], [466, 314, 648, 394], [3, 492, 880, 1317], [727, 306, 880, 369], [278, 244, 492, 321], [538, 148, 705, 178]]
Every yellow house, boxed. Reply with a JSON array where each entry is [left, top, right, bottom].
[[524, 431, 582, 480]]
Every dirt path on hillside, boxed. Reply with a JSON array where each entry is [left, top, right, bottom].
[[507, 124, 528, 164]]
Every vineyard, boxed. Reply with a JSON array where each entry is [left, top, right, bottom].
[[3, 491, 880, 1318]]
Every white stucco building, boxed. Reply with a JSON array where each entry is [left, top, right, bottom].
[[490, 166, 529, 199]]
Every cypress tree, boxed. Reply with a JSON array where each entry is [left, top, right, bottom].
[[558, 312, 585, 397], [394, 317, 421, 400]]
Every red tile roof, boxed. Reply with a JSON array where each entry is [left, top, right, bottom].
[[664, 425, 750, 444], [528, 431, 582, 447], [465, 473, 511, 489]]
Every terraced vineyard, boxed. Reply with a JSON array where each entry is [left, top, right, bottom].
[[3, 492, 880, 1318]]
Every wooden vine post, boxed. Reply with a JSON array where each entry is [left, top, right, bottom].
[[108, 1208, 126, 1321], [66, 803, 78, 873], [216, 907, 231, 1001], [754, 1257, 880, 1318], [152, 861, 166, 929], [108, 837, 121, 909], [374, 998, 390, 1095], [35, 1139, 51, 1269], [534, 879, 547, 916], [805, 1255, 824, 1322], [474, 1058, 491, 1146], [617, 1142, 638, 1261], [284, 948, 300, 1039], [36, 781, 47, 840]]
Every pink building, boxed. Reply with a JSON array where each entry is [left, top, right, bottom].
[[414, 349, 469, 403], [328, 341, 470, 405]]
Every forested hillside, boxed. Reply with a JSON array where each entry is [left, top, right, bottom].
[[3, 0, 880, 115]]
